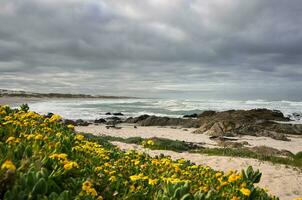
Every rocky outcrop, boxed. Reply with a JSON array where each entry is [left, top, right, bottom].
[[94, 118, 106, 124], [192, 109, 301, 140], [125, 115, 200, 127], [63, 119, 90, 126], [127, 109, 302, 140]]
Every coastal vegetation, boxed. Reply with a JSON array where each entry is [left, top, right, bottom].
[[0, 105, 277, 199], [84, 134, 302, 170]]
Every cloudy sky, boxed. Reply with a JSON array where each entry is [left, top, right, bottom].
[[0, 0, 302, 100]]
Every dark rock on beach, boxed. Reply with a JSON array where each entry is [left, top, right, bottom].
[[126, 115, 197, 127], [105, 112, 111, 115], [63, 119, 90, 126], [63, 119, 77, 126], [106, 116, 122, 125], [75, 119, 90, 126], [94, 118, 106, 124], [113, 112, 124, 116], [183, 113, 198, 118]]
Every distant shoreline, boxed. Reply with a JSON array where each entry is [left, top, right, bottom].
[[0, 96, 135, 107], [0, 89, 137, 106]]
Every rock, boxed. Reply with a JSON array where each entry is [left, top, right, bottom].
[[64, 119, 90, 126], [105, 112, 111, 115], [193, 109, 299, 140], [44, 112, 54, 118], [106, 116, 122, 125], [63, 119, 77, 126], [198, 111, 216, 118], [107, 116, 121, 121], [113, 112, 124, 116], [134, 125, 137, 128], [94, 118, 106, 124], [75, 119, 90, 126], [183, 113, 198, 118], [125, 115, 200, 127], [125, 115, 150, 123]]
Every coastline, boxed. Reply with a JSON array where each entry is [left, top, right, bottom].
[[0, 97, 44, 106]]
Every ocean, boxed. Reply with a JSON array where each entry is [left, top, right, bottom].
[[26, 98, 302, 122]]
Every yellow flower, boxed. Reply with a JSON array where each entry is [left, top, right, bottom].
[[49, 153, 68, 161], [215, 172, 222, 178], [5, 136, 16, 145], [148, 178, 158, 185], [75, 134, 84, 141], [1, 160, 16, 172], [82, 181, 97, 196], [293, 198, 302, 200], [130, 173, 148, 181], [240, 188, 251, 196], [63, 161, 79, 170], [228, 174, 241, 182], [231, 196, 240, 200], [67, 124, 74, 129], [97, 196, 104, 200], [146, 139, 154, 146], [109, 176, 117, 182], [34, 134, 43, 140], [49, 114, 62, 122], [82, 180, 92, 189]]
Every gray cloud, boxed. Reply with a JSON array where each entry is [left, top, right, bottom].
[[0, 0, 302, 100]]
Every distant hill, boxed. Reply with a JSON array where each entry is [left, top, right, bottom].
[[0, 89, 135, 99]]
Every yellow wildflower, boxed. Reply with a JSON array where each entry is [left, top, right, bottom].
[[49, 153, 68, 161], [130, 173, 148, 181], [148, 178, 158, 185], [82, 181, 97, 196], [67, 124, 74, 129], [228, 174, 240, 182], [231, 196, 240, 200], [109, 176, 117, 182], [49, 114, 62, 122], [63, 161, 79, 170], [5, 136, 16, 145], [240, 188, 251, 196], [1, 160, 16, 172], [146, 139, 154, 146], [97, 196, 104, 200], [34, 134, 43, 140], [215, 172, 222, 178], [75, 134, 84, 141]]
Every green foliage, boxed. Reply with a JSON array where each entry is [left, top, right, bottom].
[[242, 166, 262, 184], [0, 105, 278, 200]]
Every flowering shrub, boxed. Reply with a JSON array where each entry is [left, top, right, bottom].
[[0, 105, 278, 199]]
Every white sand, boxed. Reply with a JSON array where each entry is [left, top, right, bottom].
[[76, 124, 302, 200], [76, 124, 302, 153]]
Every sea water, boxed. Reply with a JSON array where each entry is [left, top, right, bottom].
[[26, 98, 302, 122]]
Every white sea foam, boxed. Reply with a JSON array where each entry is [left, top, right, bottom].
[[27, 98, 302, 122]]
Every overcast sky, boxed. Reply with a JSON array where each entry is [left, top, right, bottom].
[[0, 0, 302, 100]]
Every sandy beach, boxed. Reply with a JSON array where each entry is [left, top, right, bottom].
[[76, 124, 302, 154], [76, 124, 302, 200]]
